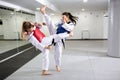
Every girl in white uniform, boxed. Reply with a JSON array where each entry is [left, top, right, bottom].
[[40, 6, 78, 72], [21, 21, 73, 75]]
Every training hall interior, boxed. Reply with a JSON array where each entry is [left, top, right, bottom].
[[0, 0, 120, 80]]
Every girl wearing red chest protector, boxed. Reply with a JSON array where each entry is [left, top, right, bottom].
[[21, 21, 73, 75]]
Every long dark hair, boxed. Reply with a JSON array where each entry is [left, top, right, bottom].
[[62, 12, 78, 25]]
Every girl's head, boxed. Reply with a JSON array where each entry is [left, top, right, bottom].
[[62, 12, 78, 25], [21, 21, 34, 40], [22, 21, 34, 33]]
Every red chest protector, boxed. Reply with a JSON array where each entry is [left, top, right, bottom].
[[33, 27, 45, 42]]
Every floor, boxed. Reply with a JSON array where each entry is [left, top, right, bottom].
[[2, 40, 120, 80], [0, 41, 40, 80], [0, 41, 28, 54]]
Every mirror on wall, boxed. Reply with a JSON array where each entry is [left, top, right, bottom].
[[0, 6, 35, 55]]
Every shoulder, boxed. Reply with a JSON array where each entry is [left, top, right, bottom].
[[68, 22, 75, 26]]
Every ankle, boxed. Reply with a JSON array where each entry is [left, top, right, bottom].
[[41, 70, 52, 75], [56, 66, 61, 72]]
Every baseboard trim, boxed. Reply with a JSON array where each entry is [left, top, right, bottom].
[[0, 39, 22, 41], [66, 39, 108, 41]]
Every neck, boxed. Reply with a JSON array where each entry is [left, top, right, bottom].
[[66, 19, 70, 23]]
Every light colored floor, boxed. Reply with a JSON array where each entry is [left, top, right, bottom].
[[5, 40, 120, 80], [0, 41, 28, 54]]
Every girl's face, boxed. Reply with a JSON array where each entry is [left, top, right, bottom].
[[62, 15, 69, 22], [27, 27, 34, 33]]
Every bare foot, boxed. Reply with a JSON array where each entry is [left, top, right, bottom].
[[56, 66, 61, 72], [40, 5, 47, 14], [41, 70, 52, 75], [45, 45, 52, 49]]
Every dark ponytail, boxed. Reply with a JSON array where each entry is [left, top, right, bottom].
[[62, 12, 78, 25]]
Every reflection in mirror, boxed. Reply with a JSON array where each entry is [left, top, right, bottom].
[[0, 6, 41, 79], [0, 7, 19, 54], [15, 9, 35, 52], [0, 6, 35, 58]]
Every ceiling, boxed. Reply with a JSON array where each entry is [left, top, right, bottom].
[[1, 0, 108, 13], [49, 0, 108, 12]]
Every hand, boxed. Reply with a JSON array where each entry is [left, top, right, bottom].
[[42, 22, 46, 26], [40, 5, 47, 14], [62, 18, 67, 23], [45, 45, 52, 49], [34, 22, 42, 27], [69, 31, 74, 37], [21, 32, 27, 40], [22, 32, 27, 35]]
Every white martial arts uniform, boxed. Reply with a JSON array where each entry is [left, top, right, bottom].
[[27, 25, 71, 70], [28, 26, 70, 51], [43, 14, 75, 67]]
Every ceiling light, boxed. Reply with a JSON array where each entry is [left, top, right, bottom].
[[36, 0, 47, 6], [35, 0, 60, 13], [10, 12, 14, 15], [83, 0, 88, 3], [0, 0, 35, 14], [81, 9, 85, 11], [0, 0, 21, 10], [36, 8, 40, 10], [14, 8, 21, 11], [50, 13, 54, 16]]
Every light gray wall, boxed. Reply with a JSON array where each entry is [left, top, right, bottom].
[[0, 9, 35, 39], [0, 9, 108, 39], [51, 10, 108, 39]]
